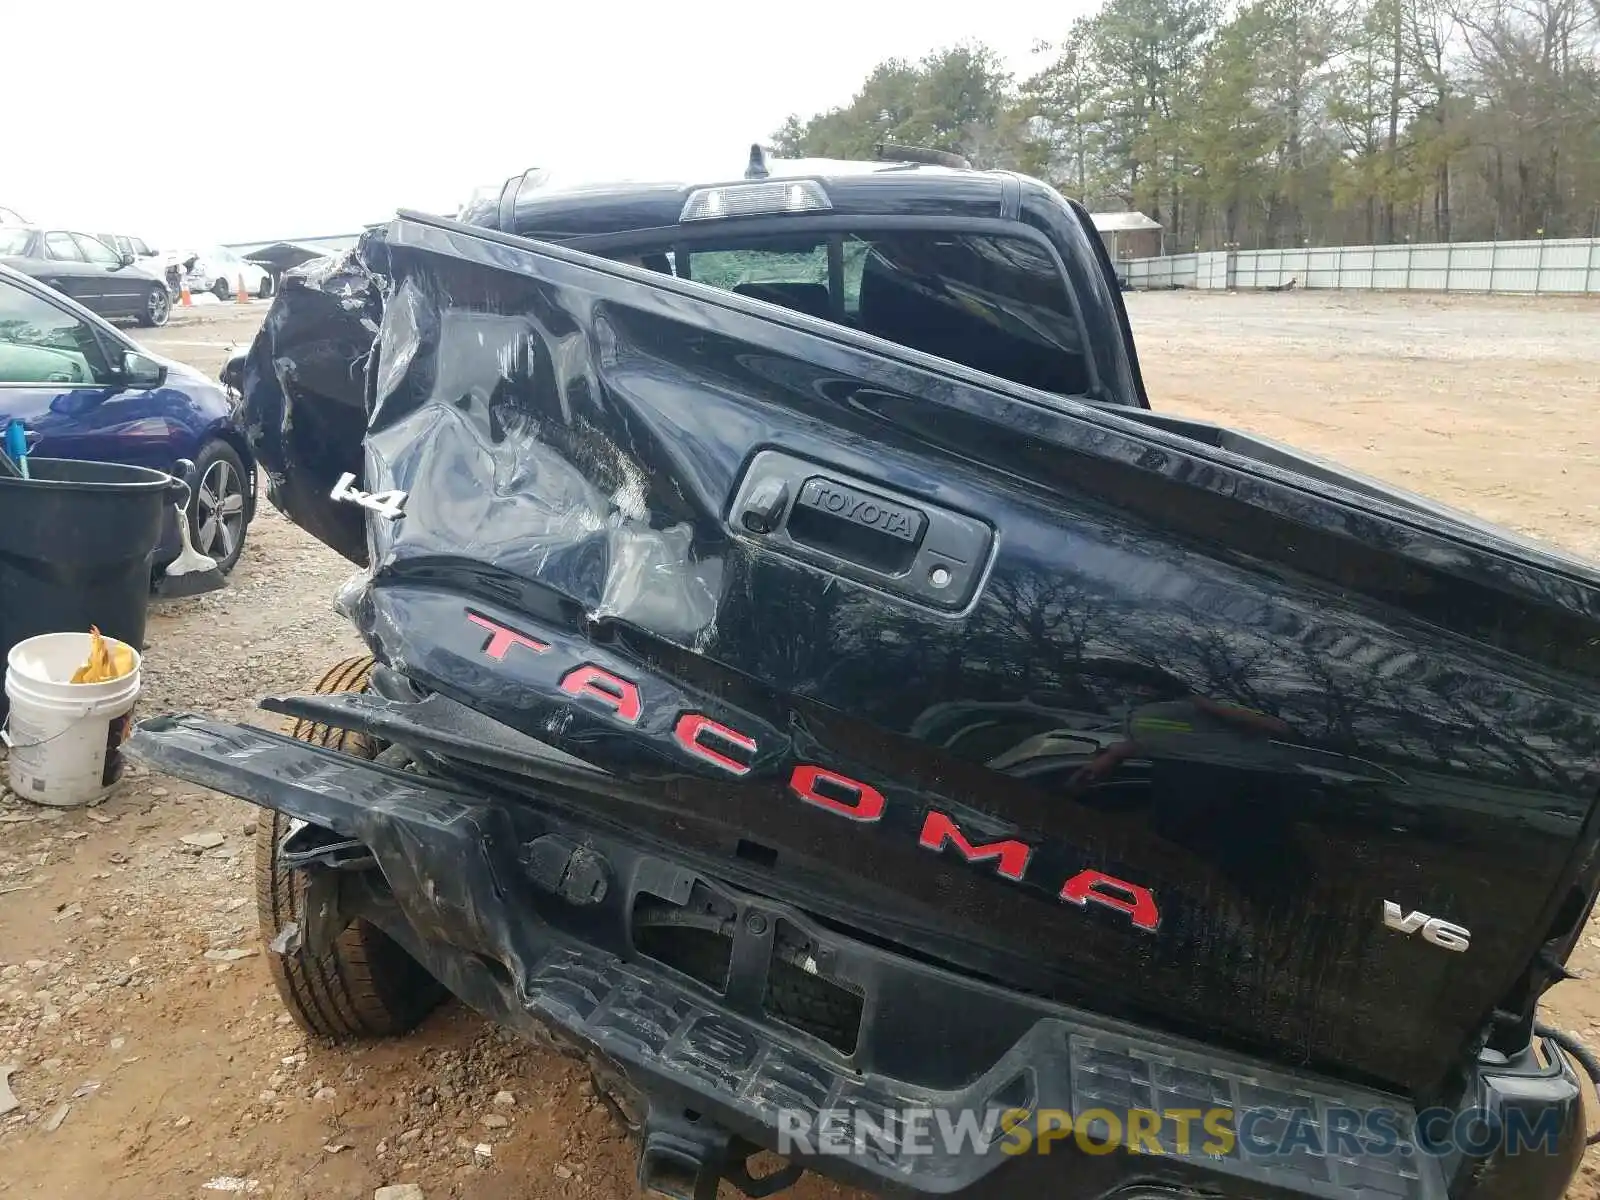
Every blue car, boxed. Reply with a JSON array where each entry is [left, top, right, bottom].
[[0, 262, 255, 592]]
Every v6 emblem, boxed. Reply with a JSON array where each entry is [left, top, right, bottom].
[[331, 472, 407, 520], [1383, 901, 1470, 953]]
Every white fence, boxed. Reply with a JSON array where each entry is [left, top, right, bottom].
[[1121, 237, 1600, 295]]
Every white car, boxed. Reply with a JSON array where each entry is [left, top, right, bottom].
[[95, 232, 174, 281], [179, 246, 273, 300]]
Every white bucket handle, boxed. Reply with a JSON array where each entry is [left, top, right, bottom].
[[1, 709, 98, 751]]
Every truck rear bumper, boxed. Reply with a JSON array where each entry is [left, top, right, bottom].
[[125, 711, 1585, 1200]]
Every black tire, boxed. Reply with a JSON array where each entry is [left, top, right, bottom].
[[256, 655, 446, 1040], [257, 275, 273, 299], [187, 439, 251, 573], [212, 276, 231, 301], [136, 286, 170, 328]]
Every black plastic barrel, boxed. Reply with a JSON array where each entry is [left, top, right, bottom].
[[0, 458, 179, 722]]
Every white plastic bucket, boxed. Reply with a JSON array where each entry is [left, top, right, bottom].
[[3, 632, 142, 808]]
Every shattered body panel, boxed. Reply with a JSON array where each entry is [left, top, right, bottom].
[[239, 244, 382, 564], [142, 183, 1600, 1199]]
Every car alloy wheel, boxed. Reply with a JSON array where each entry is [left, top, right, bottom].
[[148, 288, 170, 327], [196, 457, 247, 562]]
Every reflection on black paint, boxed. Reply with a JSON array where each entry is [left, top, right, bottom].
[[239, 211, 1600, 1100]]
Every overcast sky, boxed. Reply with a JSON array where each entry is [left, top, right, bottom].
[[3, 2, 1086, 250]]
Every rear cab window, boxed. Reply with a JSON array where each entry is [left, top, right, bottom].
[[604, 229, 1093, 398]]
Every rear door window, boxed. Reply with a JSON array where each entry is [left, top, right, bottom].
[[43, 233, 86, 262], [669, 230, 1090, 397]]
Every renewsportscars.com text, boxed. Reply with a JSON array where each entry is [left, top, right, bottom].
[[776, 1104, 1568, 1159]]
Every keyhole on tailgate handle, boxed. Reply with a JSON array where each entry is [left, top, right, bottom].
[[739, 477, 790, 535], [928, 566, 952, 590]]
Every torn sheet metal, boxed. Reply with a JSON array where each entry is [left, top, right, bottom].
[[238, 241, 386, 566]]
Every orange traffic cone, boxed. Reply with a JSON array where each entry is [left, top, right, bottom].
[[236, 275, 250, 303], [179, 280, 192, 306]]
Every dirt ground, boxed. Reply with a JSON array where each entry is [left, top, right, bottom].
[[1, 290, 1599, 1199]]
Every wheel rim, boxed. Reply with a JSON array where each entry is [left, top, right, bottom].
[[149, 289, 169, 324], [196, 458, 246, 560]]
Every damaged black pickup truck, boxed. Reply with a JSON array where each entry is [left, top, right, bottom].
[[133, 146, 1600, 1200]]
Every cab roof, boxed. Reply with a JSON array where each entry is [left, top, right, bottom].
[[463, 152, 1014, 243]]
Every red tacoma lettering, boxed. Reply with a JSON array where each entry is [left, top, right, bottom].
[[559, 665, 643, 725], [460, 607, 1162, 936], [790, 765, 885, 822], [918, 810, 1031, 880], [1060, 869, 1161, 932], [466, 611, 550, 660], [674, 713, 757, 776]]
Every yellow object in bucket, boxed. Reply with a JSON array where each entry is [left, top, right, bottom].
[[69, 625, 135, 685]]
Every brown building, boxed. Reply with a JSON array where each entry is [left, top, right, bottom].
[[1090, 211, 1164, 262]]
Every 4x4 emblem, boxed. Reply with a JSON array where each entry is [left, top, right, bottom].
[[331, 472, 407, 520]]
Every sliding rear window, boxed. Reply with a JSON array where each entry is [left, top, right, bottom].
[[608, 230, 1091, 397]]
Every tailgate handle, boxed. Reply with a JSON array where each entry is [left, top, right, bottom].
[[787, 476, 928, 575], [730, 449, 993, 611]]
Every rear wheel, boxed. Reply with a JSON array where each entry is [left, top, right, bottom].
[[212, 276, 231, 301], [256, 654, 446, 1039], [256, 275, 273, 299], [137, 286, 170, 328]]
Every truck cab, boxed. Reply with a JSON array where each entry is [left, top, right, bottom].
[[459, 148, 1150, 411]]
